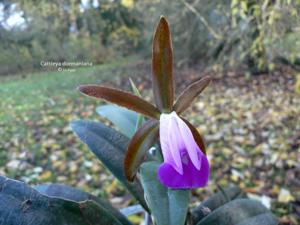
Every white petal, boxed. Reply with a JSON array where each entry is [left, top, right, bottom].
[[167, 115, 183, 174], [173, 112, 202, 170], [159, 113, 183, 174]]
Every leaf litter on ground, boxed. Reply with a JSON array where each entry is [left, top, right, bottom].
[[0, 61, 299, 225]]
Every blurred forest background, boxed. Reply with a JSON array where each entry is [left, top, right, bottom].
[[0, 0, 300, 75], [0, 0, 300, 225]]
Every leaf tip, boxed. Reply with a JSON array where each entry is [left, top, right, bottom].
[[156, 16, 169, 33], [70, 120, 83, 132], [70, 120, 77, 129], [159, 15, 167, 24], [76, 85, 86, 93]]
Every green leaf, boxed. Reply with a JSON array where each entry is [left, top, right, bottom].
[[124, 119, 159, 181], [140, 161, 189, 225], [96, 105, 138, 138], [129, 78, 142, 97], [174, 76, 211, 114], [79, 201, 124, 225], [0, 176, 123, 225], [129, 79, 144, 130], [120, 205, 144, 217], [196, 199, 278, 225], [192, 186, 246, 224], [71, 120, 148, 211], [35, 183, 132, 225], [152, 16, 174, 112], [78, 85, 160, 119], [235, 213, 278, 225]]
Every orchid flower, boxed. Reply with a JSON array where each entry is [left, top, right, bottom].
[[158, 112, 209, 188], [78, 17, 211, 189]]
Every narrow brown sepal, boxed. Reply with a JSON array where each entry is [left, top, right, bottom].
[[174, 76, 211, 114], [78, 85, 160, 119], [152, 16, 174, 112], [124, 119, 159, 181]]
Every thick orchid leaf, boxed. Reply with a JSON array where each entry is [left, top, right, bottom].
[[196, 199, 278, 225], [192, 186, 246, 224], [96, 105, 138, 138], [174, 76, 211, 114], [152, 16, 174, 112], [80, 201, 123, 225], [235, 213, 278, 225], [196, 186, 246, 211], [71, 120, 148, 211], [35, 184, 132, 225], [120, 205, 144, 217], [0, 176, 123, 225], [78, 85, 160, 119], [140, 161, 189, 225], [182, 117, 206, 154], [124, 119, 159, 181]]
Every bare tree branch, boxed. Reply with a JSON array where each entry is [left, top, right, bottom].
[[181, 0, 223, 40]]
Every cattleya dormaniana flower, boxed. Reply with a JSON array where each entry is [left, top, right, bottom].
[[78, 16, 211, 189], [159, 112, 209, 188]]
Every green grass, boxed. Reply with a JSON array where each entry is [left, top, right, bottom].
[[0, 58, 139, 195], [0, 59, 131, 122]]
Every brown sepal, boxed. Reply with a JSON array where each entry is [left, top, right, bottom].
[[152, 16, 174, 112], [174, 76, 211, 114], [78, 85, 160, 119], [124, 119, 159, 181]]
